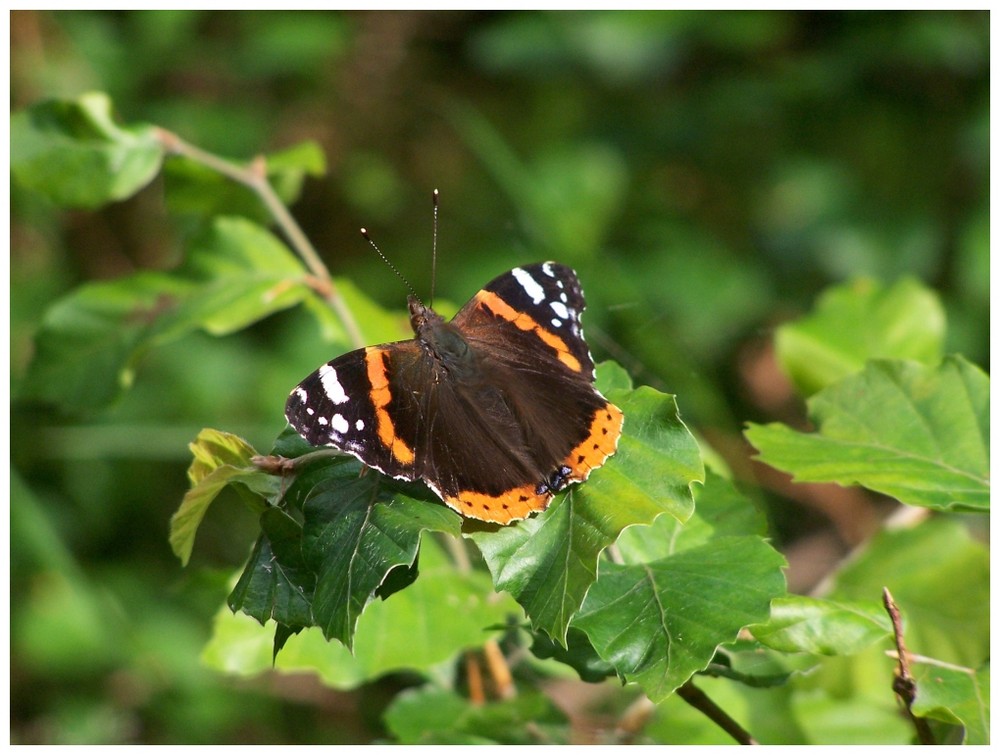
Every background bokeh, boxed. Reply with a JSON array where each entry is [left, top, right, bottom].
[[10, 10, 989, 743]]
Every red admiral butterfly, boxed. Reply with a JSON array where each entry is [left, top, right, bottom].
[[285, 261, 623, 525]]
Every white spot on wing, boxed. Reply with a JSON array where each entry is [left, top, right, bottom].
[[551, 318, 563, 328], [512, 267, 545, 304], [550, 301, 569, 319], [319, 365, 349, 405], [331, 414, 349, 434], [542, 262, 556, 277], [356, 419, 365, 431]]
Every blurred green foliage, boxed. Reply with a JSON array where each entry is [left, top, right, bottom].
[[10, 9, 988, 744]]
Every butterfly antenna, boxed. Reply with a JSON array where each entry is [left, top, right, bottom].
[[360, 227, 420, 303], [430, 189, 440, 308]]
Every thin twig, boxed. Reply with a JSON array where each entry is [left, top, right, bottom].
[[156, 127, 365, 349], [251, 448, 347, 475], [883, 587, 936, 745], [677, 680, 758, 745]]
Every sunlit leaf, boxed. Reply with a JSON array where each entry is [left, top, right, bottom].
[[827, 518, 989, 669], [574, 536, 786, 702], [22, 270, 195, 410], [776, 277, 946, 396], [748, 596, 891, 656], [169, 429, 277, 565], [911, 659, 989, 745], [746, 356, 989, 511], [615, 471, 767, 563], [11, 91, 164, 208], [22, 216, 312, 412]]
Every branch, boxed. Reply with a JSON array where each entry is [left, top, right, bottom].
[[156, 128, 365, 349], [252, 448, 346, 474], [882, 587, 936, 745], [677, 679, 758, 745]]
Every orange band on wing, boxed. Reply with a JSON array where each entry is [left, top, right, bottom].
[[476, 291, 582, 373], [444, 484, 550, 525], [365, 347, 416, 465], [562, 402, 624, 480]]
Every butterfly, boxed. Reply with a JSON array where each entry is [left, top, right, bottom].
[[285, 261, 623, 525]]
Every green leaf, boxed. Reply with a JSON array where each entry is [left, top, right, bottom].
[[11, 91, 164, 208], [748, 596, 891, 656], [580, 479, 784, 703], [776, 277, 946, 396], [745, 356, 989, 512], [384, 686, 569, 744], [594, 359, 634, 392], [911, 660, 989, 745], [469, 384, 703, 644], [615, 471, 767, 562], [228, 507, 314, 629], [828, 518, 989, 668], [209, 536, 520, 688], [299, 460, 463, 649], [22, 270, 195, 410], [573, 536, 786, 702], [22, 216, 312, 412], [170, 216, 311, 335], [169, 429, 277, 565]]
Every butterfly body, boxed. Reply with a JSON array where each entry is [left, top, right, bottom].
[[285, 262, 623, 525]]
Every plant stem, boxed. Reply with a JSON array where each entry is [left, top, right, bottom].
[[156, 127, 365, 349], [677, 680, 758, 745], [252, 448, 346, 475], [883, 587, 936, 745]]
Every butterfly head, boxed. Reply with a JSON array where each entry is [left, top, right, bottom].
[[408, 295, 443, 336]]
